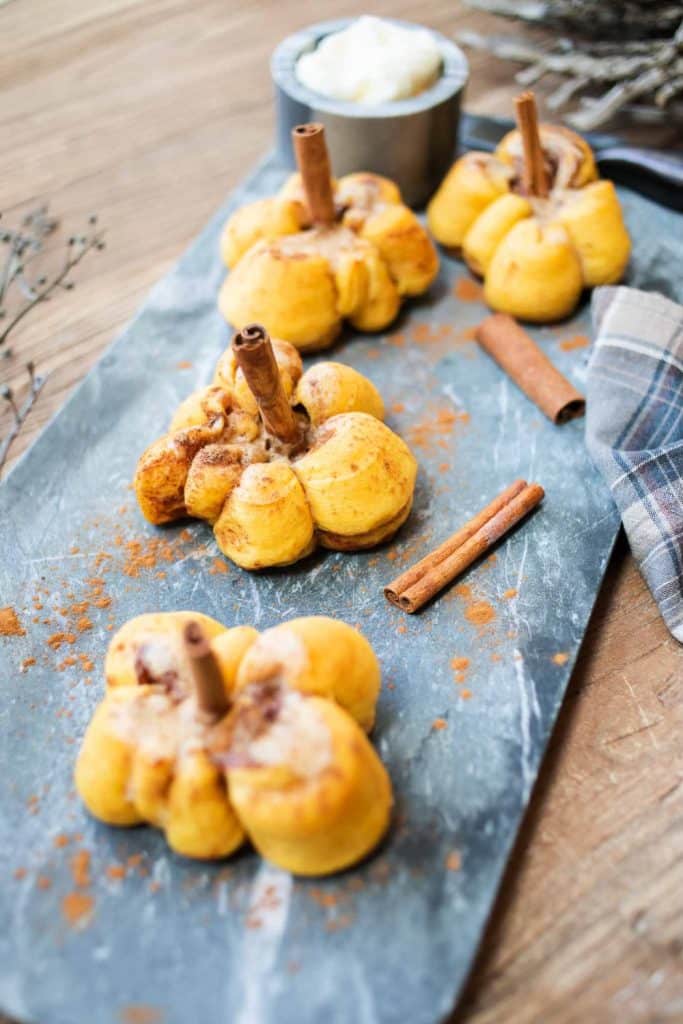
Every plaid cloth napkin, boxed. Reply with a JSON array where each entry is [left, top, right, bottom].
[[586, 286, 683, 642]]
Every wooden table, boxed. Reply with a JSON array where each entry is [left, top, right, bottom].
[[2, 2, 682, 1021]]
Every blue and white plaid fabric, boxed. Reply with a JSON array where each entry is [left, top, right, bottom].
[[586, 286, 683, 642]]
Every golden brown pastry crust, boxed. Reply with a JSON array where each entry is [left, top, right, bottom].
[[427, 124, 630, 322]]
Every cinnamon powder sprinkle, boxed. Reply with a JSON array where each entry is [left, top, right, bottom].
[[503, 588, 518, 599], [177, 360, 193, 370], [465, 601, 496, 626], [53, 833, 70, 848], [36, 875, 52, 890], [432, 718, 448, 731], [559, 334, 589, 352], [208, 558, 229, 575], [61, 891, 94, 928], [454, 277, 484, 302], [70, 849, 91, 888], [0, 607, 25, 637], [450, 657, 470, 672], [445, 850, 462, 871], [20, 657, 36, 672], [552, 652, 569, 665], [120, 1007, 162, 1024], [106, 864, 126, 881], [47, 632, 76, 650]]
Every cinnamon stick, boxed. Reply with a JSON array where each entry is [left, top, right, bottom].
[[384, 481, 545, 614], [292, 123, 336, 226], [514, 91, 549, 198], [184, 621, 230, 719], [476, 314, 585, 424], [232, 324, 301, 444]]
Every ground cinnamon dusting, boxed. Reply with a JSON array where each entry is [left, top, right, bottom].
[[36, 875, 52, 890], [559, 334, 589, 352], [408, 406, 469, 453], [120, 1006, 162, 1024], [176, 360, 193, 369], [503, 588, 518, 599], [208, 557, 229, 575], [53, 833, 70, 848], [454, 277, 484, 302], [61, 891, 94, 927], [450, 657, 470, 672], [0, 607, 25, 636], [465, 601, 496, 626], [47, 632, 76, 650], [432, 717, 448, 731], [552, 651, 569, 665], [391, 402, 405, 414], [445, 850, 462, 871], [459, 325, 479, 341], [70, 849, 91, 888], [106, 864, 126, 880], [20, 657, 36, 672]]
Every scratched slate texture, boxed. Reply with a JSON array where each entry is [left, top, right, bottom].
[[1, 156, 681, 1024]]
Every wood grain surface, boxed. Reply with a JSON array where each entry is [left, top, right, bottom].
[[1, 2, 682, 1022]]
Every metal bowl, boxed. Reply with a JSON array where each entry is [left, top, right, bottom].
[[271, 18, 469, 208]]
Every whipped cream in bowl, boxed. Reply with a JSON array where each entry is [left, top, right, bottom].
[[295, 16, 442, 106], [272, 17, 468, 207]]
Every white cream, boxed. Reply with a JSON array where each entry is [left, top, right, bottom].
[[296, 16, 441, 105]]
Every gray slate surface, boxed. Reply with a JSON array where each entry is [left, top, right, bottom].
[[1, 155, 681, 1024]]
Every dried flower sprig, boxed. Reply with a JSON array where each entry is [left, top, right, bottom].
[[0, 210, 105, 353], [0, 206, 106, 476], [460, 6, 683, 130], [0, 363, 48, 475]]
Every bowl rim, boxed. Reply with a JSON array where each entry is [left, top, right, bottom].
[[271, 17, 469, 120]]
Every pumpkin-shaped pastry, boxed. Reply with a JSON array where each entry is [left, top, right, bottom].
[[219, 123, 439, 350], [75, 613, 391, 874], [134, 324, 417, 570], [428, 92, 630, 322]]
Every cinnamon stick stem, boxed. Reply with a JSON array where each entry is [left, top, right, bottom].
[[514, 91, 549, 198], [292, 123, 336, 226], [384, 481, 544, 614], [232, 324, 301, 445], [477, 314, 585, 424], [184, 621, 230, 719]]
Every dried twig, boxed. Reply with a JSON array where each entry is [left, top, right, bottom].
[[459, 7, 683, 129], [0, 214, 105, 351], [464, 1, 683, 39], [0, 206, 105, 476], [0, 363, 48, 475]]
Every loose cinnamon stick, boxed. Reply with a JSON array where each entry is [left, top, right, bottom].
[[385, 481, 545, 614], [292, 123, 336, 226], [477, 314, 585, 424], [386, 479, 527, 604], [184, 621, 230, 719], [232, 324, 301, 444], [514, 91, 549, 198]]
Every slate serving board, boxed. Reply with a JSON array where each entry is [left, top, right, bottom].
[[1, 155, 681, 1024]]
